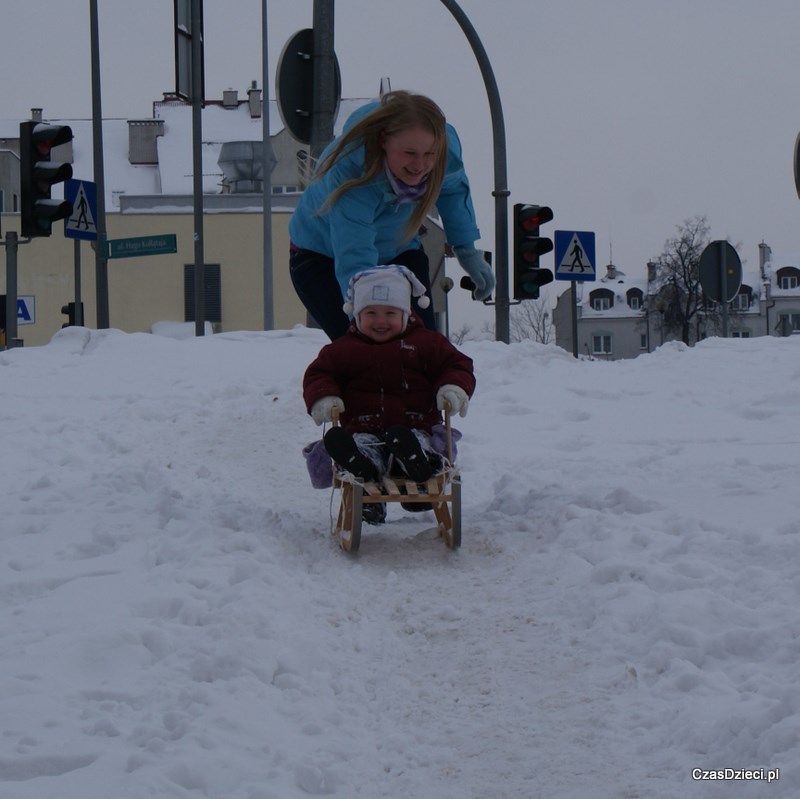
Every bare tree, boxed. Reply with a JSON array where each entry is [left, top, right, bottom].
[[509, 291, 554, 343], [448, 324, 471, 345], [650, 216, 718, 345]]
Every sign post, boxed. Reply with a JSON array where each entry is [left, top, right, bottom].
[[276, 28, 341, 147], [555, 230, 596, 357], [65, 178, 98, 327], [698, 240, 742, 338]]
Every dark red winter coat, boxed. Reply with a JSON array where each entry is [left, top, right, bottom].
[[303, 316, 476, 434]]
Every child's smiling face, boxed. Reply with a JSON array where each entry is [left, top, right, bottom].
[[357, 304, 405, 341]]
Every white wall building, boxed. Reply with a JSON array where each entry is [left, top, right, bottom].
[[553, 243, 800, 360]]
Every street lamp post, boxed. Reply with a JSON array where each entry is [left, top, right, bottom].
[[438, 0, 510, 343]]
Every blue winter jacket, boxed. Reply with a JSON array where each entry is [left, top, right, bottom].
[[288, 100, 481, 298]]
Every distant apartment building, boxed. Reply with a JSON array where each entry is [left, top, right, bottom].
[[553, 243, 800, 359]]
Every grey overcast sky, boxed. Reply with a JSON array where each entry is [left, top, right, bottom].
[[4, 0, 800, 293]]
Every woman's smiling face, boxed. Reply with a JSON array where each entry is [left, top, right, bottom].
[[381, 126, 437, 186]]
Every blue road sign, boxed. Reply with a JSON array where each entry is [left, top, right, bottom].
[[17, 295, 35, 325], [555, 230, 596, 281], [65, 179, 98, 241]]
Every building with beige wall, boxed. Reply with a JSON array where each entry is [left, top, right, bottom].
[[1, 86, 448, 348]]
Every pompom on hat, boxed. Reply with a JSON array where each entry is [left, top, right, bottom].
[[343, 265, 430, 328]]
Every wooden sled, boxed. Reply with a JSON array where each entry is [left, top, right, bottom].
[[330, 409, 462, 553]]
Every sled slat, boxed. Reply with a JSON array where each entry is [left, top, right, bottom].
[[382, 478, 402, 496]]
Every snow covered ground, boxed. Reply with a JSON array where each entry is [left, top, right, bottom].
[[1, 325, 798, 799]]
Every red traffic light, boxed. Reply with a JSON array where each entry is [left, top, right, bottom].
[[517, 204, 553, 232], [31, 123, 74, 157], [20, 121, 74, 238], [513, 203, 554, 300]]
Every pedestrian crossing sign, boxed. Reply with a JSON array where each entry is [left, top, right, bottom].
[[554, 230, 596, 281], [64, 179, 98, 241]]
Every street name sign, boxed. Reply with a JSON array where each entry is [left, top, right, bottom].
[[107, 234, 178, 259]]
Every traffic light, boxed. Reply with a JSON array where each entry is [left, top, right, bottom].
[[61, 302, 83, 327], [513, 203, 554, 300], [20, 120, 74, 238]]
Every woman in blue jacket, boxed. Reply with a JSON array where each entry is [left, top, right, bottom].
[[288, 90, 494, 339]]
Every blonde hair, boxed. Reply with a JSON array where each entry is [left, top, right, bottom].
[[315, 90, 448, 240]]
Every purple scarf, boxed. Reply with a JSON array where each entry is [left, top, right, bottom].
[[385, 164, 428, 203]]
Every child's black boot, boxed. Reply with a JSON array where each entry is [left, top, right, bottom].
[[384, 425, 435, 482], [324, 427, 379, 482]]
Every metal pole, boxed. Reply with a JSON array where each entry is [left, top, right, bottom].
[[310, 0, 336, 162], [74, 239, 84, 325], [571, 280, 578, 358], [299, 0, 337, 331], [191, 0, 205, 336], [720, 240, 729, 338], [89, 0, 109, 328], [438, 0, 510, 343], [261, 0, 274, 330], [4, 232, 19, 347]]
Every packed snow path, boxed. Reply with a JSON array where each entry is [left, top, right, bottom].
[[1, 326, 798, 798]]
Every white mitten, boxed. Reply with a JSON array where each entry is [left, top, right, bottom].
[[436, 385, 469, 417], [310, 396, 344, 426]]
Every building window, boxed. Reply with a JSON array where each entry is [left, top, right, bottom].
[[184, 264, 222, 324], [592, 334, 612, 355], [731, 330, 751, 338], [731, 293, 750, 311], [589, 288, 614, 311], [627, 288, 643, 310], [640, 333, 647, 350], [776, 266, 800, 290], [778, 313, 800, 335]]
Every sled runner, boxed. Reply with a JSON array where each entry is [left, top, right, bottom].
[[330, 408, 462, 553]]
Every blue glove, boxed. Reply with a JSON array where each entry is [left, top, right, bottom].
[[454, 245, 495, 301]]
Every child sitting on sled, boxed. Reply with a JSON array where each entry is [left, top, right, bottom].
[[303, 264, 475, 523]]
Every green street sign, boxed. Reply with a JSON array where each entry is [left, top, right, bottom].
[[107, 234, 177, 259]]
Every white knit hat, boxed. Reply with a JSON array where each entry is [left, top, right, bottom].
[[343, 265, 430, 327]]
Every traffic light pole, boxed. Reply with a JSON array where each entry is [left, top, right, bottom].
[[438, 0, 511, 343], [3, 233, 19, 348], [90, 0, 109, 328], [191, 0, 206, 336], [261, 0, 275, 331]]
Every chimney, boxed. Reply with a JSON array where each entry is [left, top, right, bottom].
[[222, 88, 238, 109], [128, 119, 165, 164], [758, 241, 771, 279], [31, 108, 43, 122], [247, 80, 262, 119]]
